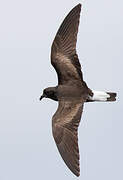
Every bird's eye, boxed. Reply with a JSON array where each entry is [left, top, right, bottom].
[[49, 91, 53, 95]]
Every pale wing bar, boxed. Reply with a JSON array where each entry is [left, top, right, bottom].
[[52, 100, 84, 176], [51, 4, 83, 85]]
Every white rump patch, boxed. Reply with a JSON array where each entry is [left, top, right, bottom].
[[89, 90, 110, 101]]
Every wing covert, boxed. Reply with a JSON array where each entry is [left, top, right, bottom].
[[52, 100, 84, 176], [51, 4, 83, 85]]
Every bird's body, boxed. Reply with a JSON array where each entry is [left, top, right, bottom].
[[40, 4, 117, 177], [57, 82, 88, 101]]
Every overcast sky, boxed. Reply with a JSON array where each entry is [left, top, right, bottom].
[[0, 0, 122, 179]]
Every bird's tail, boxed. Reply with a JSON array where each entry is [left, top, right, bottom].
[[87, 90, 117, 102]]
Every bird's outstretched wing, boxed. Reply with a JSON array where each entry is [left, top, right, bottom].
[[52, 100, 84, 177], [51, 4, 83, 85]]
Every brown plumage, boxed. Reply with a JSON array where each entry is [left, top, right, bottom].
[[40, 3, 117, 177], [52, 100, 83, 177], [51, 4, 83, 85]]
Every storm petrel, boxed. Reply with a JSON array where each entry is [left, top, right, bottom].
[[40, 4, 117, 177]]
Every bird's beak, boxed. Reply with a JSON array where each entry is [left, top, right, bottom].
[[39, 95, 45, 101]]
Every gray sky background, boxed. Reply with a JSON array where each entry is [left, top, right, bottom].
[[0, 0, 122, 179]]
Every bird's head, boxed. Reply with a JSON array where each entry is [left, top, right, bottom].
[[39, 87, 57, 101]]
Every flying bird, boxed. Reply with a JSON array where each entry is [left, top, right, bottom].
[[40, 4, 117, 177]]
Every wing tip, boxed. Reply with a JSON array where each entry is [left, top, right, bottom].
[[76, 173, 80, 177], [72, 3, 82, 15], [71, 3, 81, 12], [71, 163, 80, 177], [74, 170, 80, 177], [76, 3, 82, 9], [78, 3, 82, 7]]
